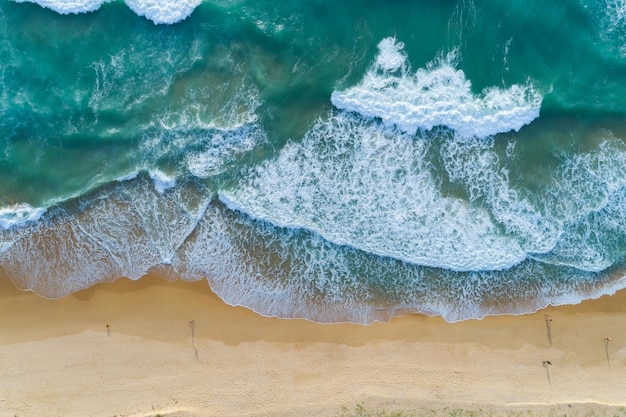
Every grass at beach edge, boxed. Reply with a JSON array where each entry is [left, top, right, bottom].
[[335, 403, 626, 417], [143, 403, 626, 417]]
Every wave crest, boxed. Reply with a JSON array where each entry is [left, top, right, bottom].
[[331, 37, 542, 138], [11, 0, 201, 24]]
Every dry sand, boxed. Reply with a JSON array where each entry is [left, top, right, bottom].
[[1, 270, 626, 417]]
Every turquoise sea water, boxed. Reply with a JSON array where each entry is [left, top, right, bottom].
[[2, 0, 626, 322]]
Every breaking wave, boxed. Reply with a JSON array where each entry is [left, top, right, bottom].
[[331, 38, 542, 138], [11, 0, 202, 24]]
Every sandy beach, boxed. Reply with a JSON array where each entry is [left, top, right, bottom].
[[1, 269, 626, 417]]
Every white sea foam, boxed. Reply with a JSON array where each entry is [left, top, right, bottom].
[[173, 201, 625, 323], [220, 112, 527, 272], [532, 139, 626, 271], [606, 0, 626, 27], [1, 173, 624, 323], [81, 175, 209, 269], [331, 38, 542, 138], [88, 41, 204, 114], [186, 124, 267, 178], [0, 175, 211, 295], [593, 0, 626, 56], [0, 204, 46, 230], [116, 171, 139, 182], [12, 0, 108, 15], [438, 133, 626, 273], [0, 241, 13, 254], [218, 39, 547, 272], [124, 0, 202, 25], [12, 0, 201, 24], [440, 136, 562, 254], [142, 81, 265, 179], [148, 169, 176, 194], [0, 215, 124, 295], [547, 139, 626, 221], [173, 205, 421, 323]]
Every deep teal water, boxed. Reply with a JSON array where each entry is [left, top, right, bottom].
[[1, 0, 626, 322]]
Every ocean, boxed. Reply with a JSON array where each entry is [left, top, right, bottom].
[[1, 0, 626, 323]]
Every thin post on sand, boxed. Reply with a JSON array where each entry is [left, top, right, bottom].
[[190, 320, 198, 358], [544, 314, 552, 345], [542, 360, 552, 386], [106, 324, 110, 337], [604, 337, 612, 371]]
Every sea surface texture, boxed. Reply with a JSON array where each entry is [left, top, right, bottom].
[[2, 0, 626, 322]]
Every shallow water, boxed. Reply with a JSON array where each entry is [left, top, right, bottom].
[[2, 0, 626, 322]]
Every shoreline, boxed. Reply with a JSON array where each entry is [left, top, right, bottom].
[[1, 272, 626, 417]]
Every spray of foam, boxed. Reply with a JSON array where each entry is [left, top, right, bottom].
[[141, 120, 267, 181], [594, 0, 626, 56], [185, 124, 267, 178], [148, 169, 176, 194], [220, 112, 527, 272], [533, 139, 626, 271], [124, 0, 202, 25], [11, 0, 108, 15], [440, 136, 562, 254], [141, 82, 266, 179], [439, 131, 626, 273], [11, 0, 201, 24], [219, 38, 547, 271], [331, 37, 542, 138], [0, 204, 47, 230], [606, 0, 626, 27]]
